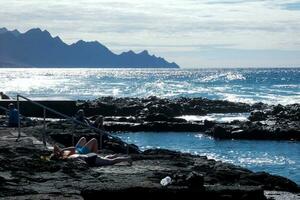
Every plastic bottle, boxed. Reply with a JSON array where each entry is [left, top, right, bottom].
[[160, 176, 172, 186]]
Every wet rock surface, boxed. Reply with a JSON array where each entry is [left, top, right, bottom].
[[264, 190, 300, 200], [0, 97, 299, 198], [205, 104, 300, 140], [2, 97, 298, 140], [78, 96, 252, 117], [0, 128, 299, 199], [74, 97, 299, 140]]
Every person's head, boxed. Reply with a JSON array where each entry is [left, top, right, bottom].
[[95, 115, 104, 127], [8, 103, 15, 110], [50, 144, 63, 160], [77, 109, 85, 117]]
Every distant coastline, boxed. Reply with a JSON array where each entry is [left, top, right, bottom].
[[0, 66, 181, 68], [0, 27, 179, 68], [0, 66, 299, 69]]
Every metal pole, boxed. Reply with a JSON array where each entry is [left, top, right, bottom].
[[0, 105, 9, 122], [17, 95, 21, 141], [43, 108, 46, 146], [126, 144, 130, 155], [99, 133, 103, 150], [72, 122, 75, 147], [5, 108, 8, 121]]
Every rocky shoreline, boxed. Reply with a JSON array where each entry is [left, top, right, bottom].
[[205, 104, 300, 140], [76, 97, 299, 140], [0, 96, 299, 199], [1, 96, 299, 140], [0, 127, 299, 199]]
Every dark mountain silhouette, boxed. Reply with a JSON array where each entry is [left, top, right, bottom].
[[0, 28, 179, 68]]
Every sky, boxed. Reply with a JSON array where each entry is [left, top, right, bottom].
[[0, 0, 300, 68]]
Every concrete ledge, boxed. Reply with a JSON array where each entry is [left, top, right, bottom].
[[0, 100, 77, 118]]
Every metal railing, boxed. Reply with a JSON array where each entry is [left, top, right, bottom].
[[0, 105, 9, 112], [1, 104, 37, 127], [0, 105, 9, 123], [16, 94, 131, 153]]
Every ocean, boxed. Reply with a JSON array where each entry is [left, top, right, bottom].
[[0, 68, 299, 105], [0, 67, 299, 183], [114, 132, 300, 185]]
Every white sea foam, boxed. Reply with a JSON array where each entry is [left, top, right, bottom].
[[0, 68, 299, 105], [177, 113, 249, 123], [199, 71, 246, 82]]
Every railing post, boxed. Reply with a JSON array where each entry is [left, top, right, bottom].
[[72, 122, 75, 147], [17, 95, 21, 141], [5, 107, 8, 122], [99, 132, 103, 150], [42, 108, 46, 147], [126, 144, 130, 155]]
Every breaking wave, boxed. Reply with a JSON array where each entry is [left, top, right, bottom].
[[0, 68, 299, 105]]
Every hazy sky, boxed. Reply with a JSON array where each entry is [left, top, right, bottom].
[[1, 0, 300, 68]]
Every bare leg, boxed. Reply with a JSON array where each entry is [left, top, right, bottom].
[[95, 156, 132, 166], [75, 137, 86, 148], [104, 154, 119, 159], [83, 138, 98, 153]]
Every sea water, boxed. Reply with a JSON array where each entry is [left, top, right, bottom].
[[0, 68, 299, 105], [114, 132, 300, 184], [0, 67, 299, 183]]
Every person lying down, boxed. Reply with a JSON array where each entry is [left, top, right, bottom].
[[51, 137, 132, 166]]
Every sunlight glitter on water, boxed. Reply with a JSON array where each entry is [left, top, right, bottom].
[[113, 132, 300, 184], [0, 68, 299, 105]]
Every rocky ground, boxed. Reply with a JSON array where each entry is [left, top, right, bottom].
[[0, 97, 299, 199], [1, 96, 299, 140], [77, 96, 252, 116], [204, 104, 300, 140], [0, 127, 299, 200]]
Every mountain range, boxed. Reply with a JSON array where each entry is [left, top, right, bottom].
[[0, 27, 179, 68]]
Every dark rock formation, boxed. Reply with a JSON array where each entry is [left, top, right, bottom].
[[1, 96, 299, 140], [0, 96, 251, 118], [205, 104, 300, 140], [0, 91, 10, 99], [0, 129, 299, 199], [78, 96, 252, 118]]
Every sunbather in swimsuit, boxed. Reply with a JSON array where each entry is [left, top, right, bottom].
[[52, 137, 132, 166]]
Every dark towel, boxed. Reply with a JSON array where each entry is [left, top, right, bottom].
[[83, 153, 97, 166]]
